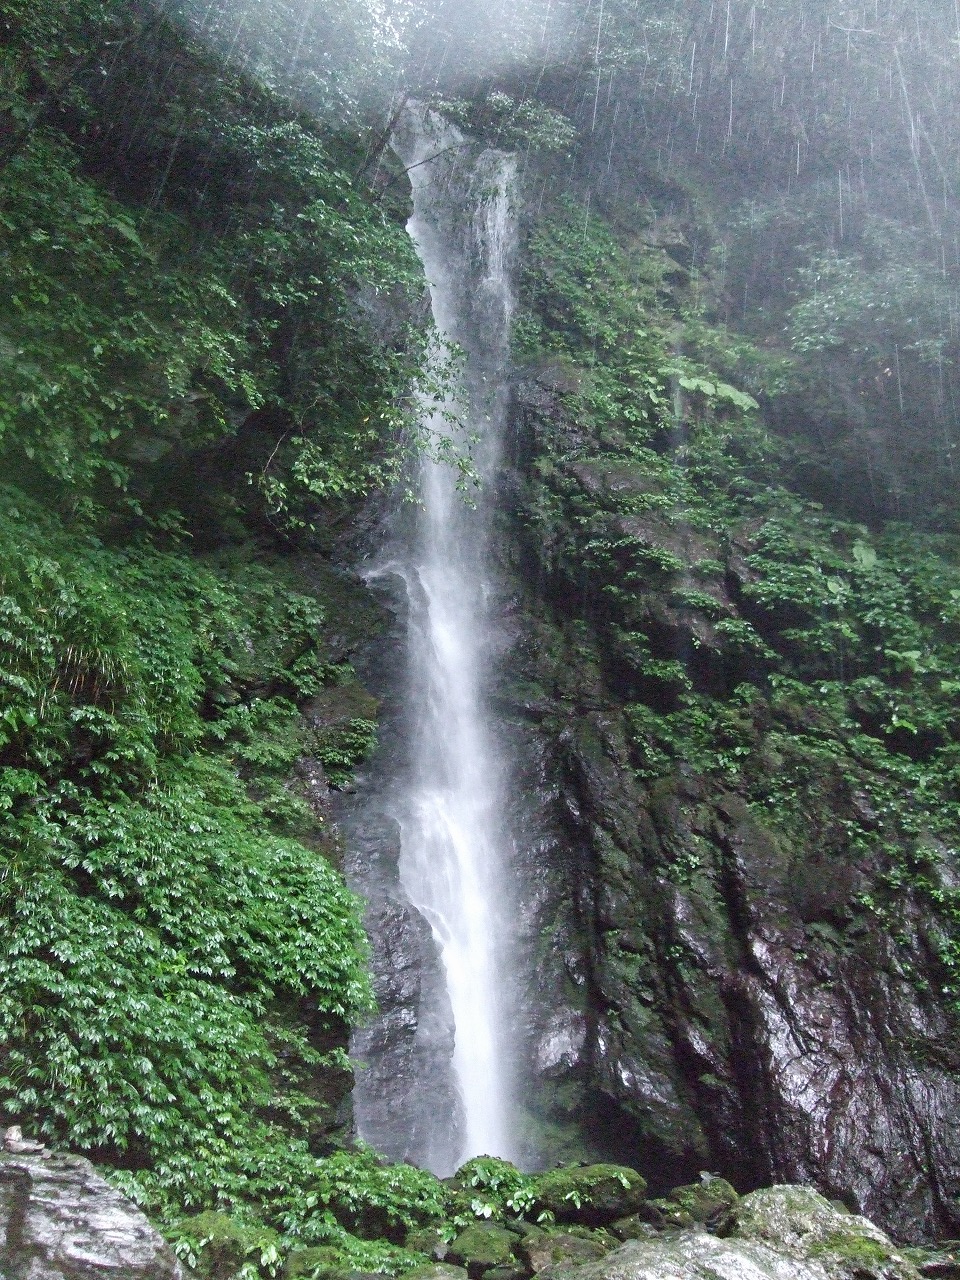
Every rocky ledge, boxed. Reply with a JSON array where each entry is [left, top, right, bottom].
[[379, 1164, 958, 1280], [533, 1185, 926, 1280], [0, 1150, 182, 1279]]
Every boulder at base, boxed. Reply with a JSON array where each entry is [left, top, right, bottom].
[[734, 1186, 920, 1279], [533, 1166, 648, 1226], [533, 1185, 922, 1280], [539, 1232, 832, 1280], [0, 1151, 182, 1279]]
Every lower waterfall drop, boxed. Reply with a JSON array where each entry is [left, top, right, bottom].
[[353, 107, 521, 1173]]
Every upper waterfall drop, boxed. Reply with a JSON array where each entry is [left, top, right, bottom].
[[350, 106, 522, 1173]]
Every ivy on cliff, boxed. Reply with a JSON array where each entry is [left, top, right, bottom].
[[0, 0, 429, 523], [0, 495, 376, 1191]]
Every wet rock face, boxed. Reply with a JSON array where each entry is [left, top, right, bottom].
[[336, 563, 465, 1172], [540, 712, 960, 1239], [498, 378, 960, 1240], [345, 815, 464, 1172], [0, 1151, 182, 1279]]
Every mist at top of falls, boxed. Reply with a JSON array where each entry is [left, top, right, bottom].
[[151, 0, 960, 526], [155, 0, 960, 238], [155, 0, 586, 125]]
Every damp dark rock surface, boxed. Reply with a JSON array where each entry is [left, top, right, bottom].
[[492, 375, 960, 1240]]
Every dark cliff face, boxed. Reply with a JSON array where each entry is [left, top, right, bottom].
[[337, 538, 467, 1174], [495, 377, 960, 1242]]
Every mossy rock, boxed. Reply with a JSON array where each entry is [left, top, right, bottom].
[[519, 1228, 613, 1273], [902, 1244, 960, 1278], [480, 1267, 529, 1280], [405, 1227, 451, 1259], [446, 1223, 519, 1277], [811, 1233, 902, 1272], [284, 1247, 367, 1279], [533, 1165, 647, 1226], [179, 1211, 280, 1280], [658, 1178, 738, 1231], [401, 1267, 470, 1280], [649, 1203, 694, 1229], [610, 1206, 666, 1240], [734, 1186, 920, 1279], [283, 1249, 383, 1280], [284, 1246, 341, 1277]]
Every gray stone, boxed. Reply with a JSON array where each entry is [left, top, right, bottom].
[[537, 1233, 832, 1280], [734, 1186, 921, 1279], [0, 1151, 182, 1279], [401, 1268, 469, 1280]]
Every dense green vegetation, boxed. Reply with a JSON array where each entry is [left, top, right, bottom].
[[0, 0, 453, 1263]]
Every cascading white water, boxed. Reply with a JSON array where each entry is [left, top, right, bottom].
[[381, 108, 520, 1169]]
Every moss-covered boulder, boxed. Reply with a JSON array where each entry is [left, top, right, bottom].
[[480, 1267, 529, 1280], [179, 1211, 281, 1279], [610, 1209, 665, 1241], [734, 1186, 920, 1279], [283, 1248, 383, 1280], [284, 1246, 339, 1277], [902, 1244, 960, 1278], [651, 1178, 738, 1232], [519, 1228, 614, 1272], [533, 1167, 648, 1227], [405, 1228, 452, 1260], [284, 1247, 368, 1279], [446, 1224, 520, 1277], [401, 1267, 470, 1280], [532, 1233, 833, 1280]]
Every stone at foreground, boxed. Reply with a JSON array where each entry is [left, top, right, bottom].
[[535, 1184, 922, 1280], [0, 1151, 182, 1280], [734, 1186, 920, 1279], [538, 1233, 834, 1280], [446, 1224, 519, 1277]]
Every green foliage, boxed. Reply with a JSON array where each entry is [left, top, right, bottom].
[[0, 134, 254, 498], [786, 229, 957, 384], [0, 0, 430, 522], [435, 93, 575, 154], [171, 1212, 283, 1280], [0, 494, 379, 1211], [161, 0, 411, 128], [454, 1157, 539, 1220]]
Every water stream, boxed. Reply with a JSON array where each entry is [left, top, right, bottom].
[[352, 108, 520, 1171]]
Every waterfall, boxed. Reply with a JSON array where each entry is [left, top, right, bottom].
[[350, 107, 521, 1173]]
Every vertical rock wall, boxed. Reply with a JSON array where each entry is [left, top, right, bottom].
[[492, 377, 960, 1241]]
